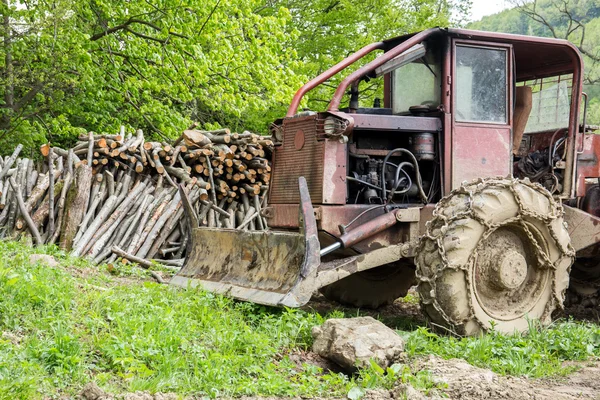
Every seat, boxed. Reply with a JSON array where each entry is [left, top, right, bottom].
[[513, 86, 533, 155]]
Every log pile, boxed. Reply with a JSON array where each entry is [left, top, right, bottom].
[[0, 126, 273, 267]]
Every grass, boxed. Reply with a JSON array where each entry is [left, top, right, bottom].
[[401, 319, 600, 378], [0, 240, 599, 399]]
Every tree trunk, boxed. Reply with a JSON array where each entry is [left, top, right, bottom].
[[59, 164, 92, 250]]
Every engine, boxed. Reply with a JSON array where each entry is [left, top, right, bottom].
[[346, 129, 440, 205]]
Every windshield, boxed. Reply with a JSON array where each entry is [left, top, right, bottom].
[[391, 50, 441, 114]]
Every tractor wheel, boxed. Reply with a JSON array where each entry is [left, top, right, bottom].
[[416, 177, 574, 336], [320, 262, 416, 309]]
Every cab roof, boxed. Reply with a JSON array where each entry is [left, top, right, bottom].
[[383, 28, 583, 81]]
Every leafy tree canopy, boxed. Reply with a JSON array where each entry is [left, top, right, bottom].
[[0, 0, 468, 153]]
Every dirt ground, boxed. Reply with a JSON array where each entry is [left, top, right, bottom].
[[300, 290, 600, 400]]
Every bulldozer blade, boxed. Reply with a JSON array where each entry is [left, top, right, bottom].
[[170, 177, 321, 307]]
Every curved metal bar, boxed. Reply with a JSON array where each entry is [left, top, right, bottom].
[[327, 28, 439, 112], [285, 42, 385, 118]]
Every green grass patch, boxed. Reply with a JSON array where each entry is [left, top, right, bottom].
[[0, 239, 599, 399], [0, 241, 354, 399], [402, 320, 600, 378]]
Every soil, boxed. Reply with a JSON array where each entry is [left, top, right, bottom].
[[300, 289, 600, 400], [73, 271, 600, 400]]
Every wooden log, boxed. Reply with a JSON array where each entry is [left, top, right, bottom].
[[253, 194, 265, 230], [174, 221, 188, 259], [49, 171, 73, 244], [0, 144, 22, 181], [152, 258, 184, 267], [59, 164, 92, 250], [115, 195, 153, 251], [29, 180, 64, 231], [78, 133, 123, 141], [9, 177, 42, 245], [85, 181, 148, 258], [73, 186, 105, 246], [110, 246, 170, 283], [129, 190, 174, 255], [71, 192, 119, 256], [182, 129, 211, 148], [136, 189, 182, 259], [14, 165, 63, 231], [152, 148, 165, 174], [87, 132, 94, 167], [128, 129, 144, 152], [48, 148, 55, 238]]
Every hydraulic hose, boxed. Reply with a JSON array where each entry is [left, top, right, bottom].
[[382, 149, 428, 203]]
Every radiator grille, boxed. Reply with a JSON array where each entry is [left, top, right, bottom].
[[270, 117, 324, 204]]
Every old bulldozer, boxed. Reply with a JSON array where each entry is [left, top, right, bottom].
[[172, 28, 600, 336]]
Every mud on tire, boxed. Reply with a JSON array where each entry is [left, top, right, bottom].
[[416, 177, 574, 336]]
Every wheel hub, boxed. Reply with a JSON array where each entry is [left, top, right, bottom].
[[473, 224, 551, 321], [491, 250, 528, 290]]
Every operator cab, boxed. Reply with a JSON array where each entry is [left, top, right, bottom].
[[338, 28, 583, 203]]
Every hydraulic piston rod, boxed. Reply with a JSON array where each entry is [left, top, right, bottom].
[[320, 210, 400, 256]]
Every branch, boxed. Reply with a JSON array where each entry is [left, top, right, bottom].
[[199, 0, 222, 36], [12, 82, 45, 112], [90, 17, 187, 41]]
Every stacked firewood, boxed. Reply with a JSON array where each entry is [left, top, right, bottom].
[[0, 126, 272, 269]]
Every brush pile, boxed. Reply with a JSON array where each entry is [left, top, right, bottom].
[[0, 126, 272, 267]]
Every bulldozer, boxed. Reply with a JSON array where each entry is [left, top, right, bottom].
[[171, 27, 600, 336]]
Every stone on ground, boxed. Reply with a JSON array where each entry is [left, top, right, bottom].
[[29, 253, 59, 267], [311, 316, 405, 372]]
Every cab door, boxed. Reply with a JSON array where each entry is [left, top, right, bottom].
[[451, 41, 513, 188]]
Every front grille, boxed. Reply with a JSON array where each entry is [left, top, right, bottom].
[[270, 116, 324, 204]]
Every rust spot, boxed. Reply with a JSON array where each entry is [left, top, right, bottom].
[[242, 249, 254, 262], [294, 129, 305, 150]]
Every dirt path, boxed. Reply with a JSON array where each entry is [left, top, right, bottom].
[[397, 356, 600, 400], [303, 290, 600, 400]]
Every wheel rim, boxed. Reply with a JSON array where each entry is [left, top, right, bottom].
[[472, 223, 551, 321]]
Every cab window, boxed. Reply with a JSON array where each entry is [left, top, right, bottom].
[[391, 50, 441, 114], [455, 45, 508, 124]]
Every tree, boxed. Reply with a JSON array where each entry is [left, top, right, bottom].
[[0, 0, 470, 154], [0, 0, 303, 151], [259, 0, 471, 110]]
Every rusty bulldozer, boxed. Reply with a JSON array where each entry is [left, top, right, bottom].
[[172, 28, 600, 336]]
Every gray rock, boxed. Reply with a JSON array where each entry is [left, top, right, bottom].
[[393, 384, 428, 400], [29, 254, 59, 268], [311, 316, 405, 372]]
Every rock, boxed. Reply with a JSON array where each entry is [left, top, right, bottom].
[[29, 254, 59, 267], [79, 382, 114, 400], [311, 316, 405, 372], [124, 393, 177, 400], [393, 384, 427, 400]]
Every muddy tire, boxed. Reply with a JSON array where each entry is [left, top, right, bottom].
[[320, 263, 416, 309], [416, 178, 574, 336]]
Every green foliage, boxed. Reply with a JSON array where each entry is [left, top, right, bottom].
[[403, 320, 600, 378], [0, 0, 469, 155], [260, 0, 470, 110]]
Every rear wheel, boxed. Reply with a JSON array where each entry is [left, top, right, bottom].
[[320, 262, 416, 309], [416, 178, 574, 336]]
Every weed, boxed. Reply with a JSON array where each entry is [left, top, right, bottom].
[[402, 319, 600, 378]]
